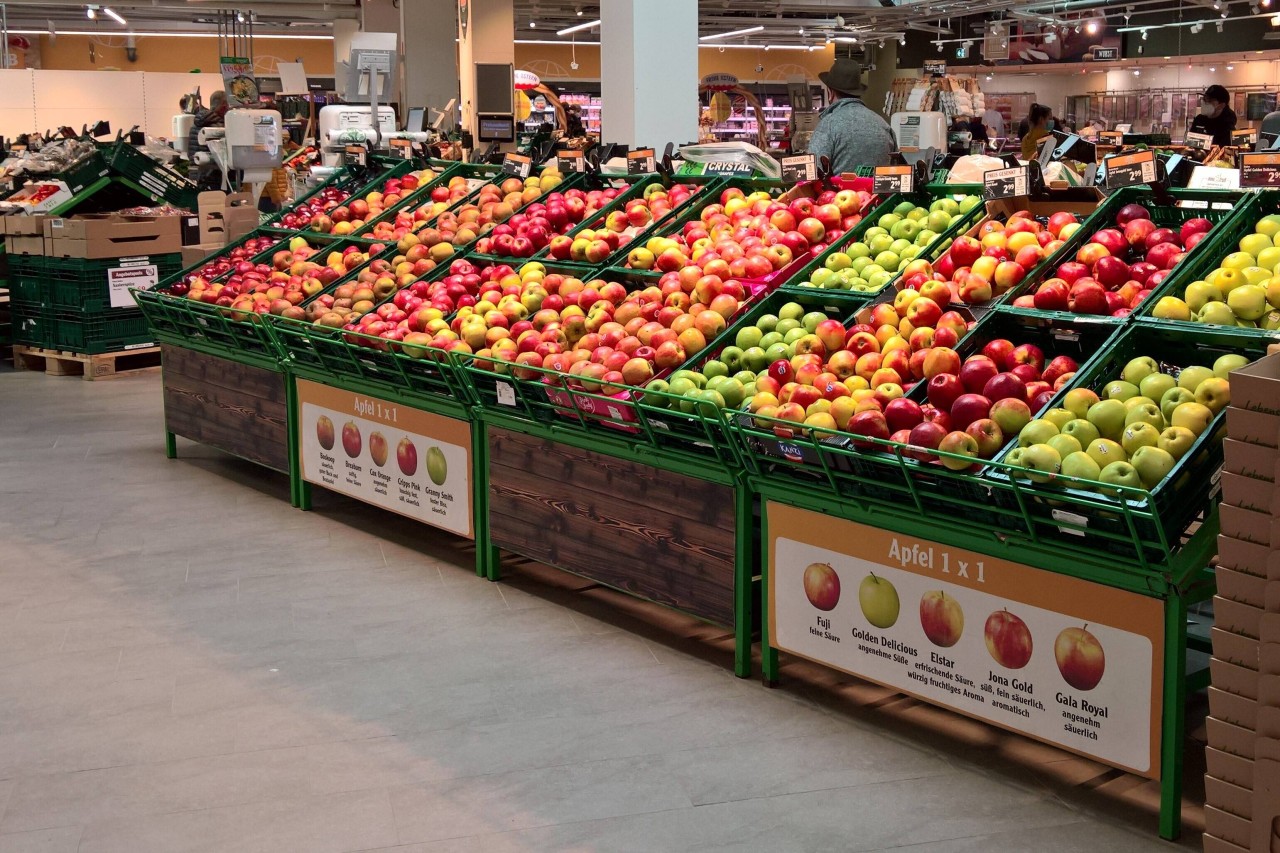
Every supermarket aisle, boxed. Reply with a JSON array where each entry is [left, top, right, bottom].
[[0, 369, 1190, 853]]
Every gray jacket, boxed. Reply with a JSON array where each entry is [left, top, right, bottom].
[[807, 97, 896, 173]]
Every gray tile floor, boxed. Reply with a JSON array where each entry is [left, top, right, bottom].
[[0, 368, 1201, 852]]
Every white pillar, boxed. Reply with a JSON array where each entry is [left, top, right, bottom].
[[600, 0, 698, 151], [401, 0, 459, 119], [457, 0, 515, 141]]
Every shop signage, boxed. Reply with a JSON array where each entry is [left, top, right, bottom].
[[1239, 152, 1280, 188], [779, 154, 817, 182], [766, 502, 1165, 777], [627, 148, 657, 175], [219, 56, 257, 107], [923, 60, 947, 76], [107, 260, 158, 309], [1184, 132, 1214, 151], [555, 150, 586, 173], [983, 165, 1029, 199], [388, 138, 414, 160], [297, 379, 474, 538], [701, 73, 739, 91], [1104, 149, 1157, 189], [514, 69, 541, 90], [345, 145, 368, 168], [1188, 166, 1241, 190], [1090, 47, 1119, 61], [501, 152, 532, 178], [702, 161, 754, 176], [873, 164, 914, 194]]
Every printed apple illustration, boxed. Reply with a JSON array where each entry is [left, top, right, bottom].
[[341, 421, 362, 458], [397, 438, 419, 476], [1055, 625, 1105, 691], [426, 445, 447, 485], [803, 562, 841, 612], [984, 609, 1033, 669], [368, 431, 389, 467], [919, 590, 964, 647], [316, 415, 335, 450], [858, 573, 900, 628]]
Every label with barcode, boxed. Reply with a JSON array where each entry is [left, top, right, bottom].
[[496, 381, 516, 406], [780, 154, 817, 183], [983, 165, 1029, 199], [873, 165, 913, 195], [1104, 150, 1157, 189], [555, 150, 586, 172], [1240, 152, 1280, 188], [1184, 132, 1214, 151], [345, 145, 368, 167], [627, 148, 656, 174], [501, 153, 532, 178]]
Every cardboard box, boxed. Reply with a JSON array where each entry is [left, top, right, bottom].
[[44, 215, 182, 259], [181, 243, 223, 269], [2, 213, 52, 255], [198, 191, 257, 245], [1211, 685, 1260, 728], [1207, 774, 1255, 819], [1222, 471, 1280, 516], [1213, 626, 1261, 669], [1250, 758, 1280, 853], [1208, 745, 1256, 789], [1225, 438, 1278, 481], [1202, 833, 1250, 853], [983, 190, 1102, 221], [1213, 659, 1260, 700], [1206, 803, 1253, 847], [1217, 595, 1266, 639], [1220, 504, 1280, 548], [1218, 534, 1275, 579], [1227, 406, 1280, 449], [1208, 714, 1257, 758], [1231, 351, 1280, 415], [1218, 566, 1270, 608]]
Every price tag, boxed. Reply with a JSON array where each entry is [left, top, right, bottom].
[[555, 150, 586, 172], [923, 60, 947, 76], [1184, 132, 1214, 151], [780, 154, 817, 183], [107, 263, 158, 309], [872, 165, 913, 195], [983, 165, 1028, 200], [496, 381, 517, 407], [1239, 152, 1280, 188], [703, 161, 753, 176], [1104, 149, 1157, 189], [1187, 165, 1240, 190], [627, 148, 657, 175], [345, 145, 368, 167], [501, 153, 532, 178], [388, 138, 414, 160]]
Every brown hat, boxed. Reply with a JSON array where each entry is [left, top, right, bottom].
[[819, 58, 867, 96]]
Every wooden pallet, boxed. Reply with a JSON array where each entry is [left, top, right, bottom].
[[11, 345, 161, 380]]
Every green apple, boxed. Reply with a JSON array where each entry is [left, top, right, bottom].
[[1103, 380, 1140, 402], [1261, 309, 1280, 330], [717, 379, 746, 409], [1170, 401, 1215, 435], [1240, 232, 1274, 259], [756, 313, 779, 334], [743, 346, 769, 372], [1214, 353, 1250, 378], [1177, 365, 1215, 392], [703, 359, 730, 379], [1130, 446, 1177, 489], [784, 328, 808, 346], [807, 269, 835, 289], [1195, 376, 1231, 413], [802, 311, 827, 333], [1121, 421, 1161, 455], [1123, 395, 1157, 412], [1021, 444, 1062, 483], [670, 370, 705, 388], [859, 573, 900, 629], [1185, 281, 1223, 313], [1121, 356, 1161, 386], [1086, 438, 1127, 470], [926, 211, 952, 232], [1060, 418, 1101, 448], [1138, 372, 1177, 403], [1159, 387, 1196, 423], [778, 302, 806, 322], [735, 326, 764, 350], [764, 342, 790, 363], [1099, 461, 1145, 495], [1124, 403, 1165, 430], [1197, 302, 1239, 326], [1087, 399, 1128, 441], [825, 252, 853, 272], [1041, 408, 1076, 431], [1061, 451, 1102, 483], [1019, 419, 1060, 448], [1255, 214, 1280, 237], [1158, 426, 1197, 459], [1227, 284, 1269, 321], [847, 242, 872, 259], [668, 376, 698, 397], [1047, 433, 1083, 459], [1063, 388, 1101, 420], [959, 195, 982, 214], [774, 318, 800, 336]]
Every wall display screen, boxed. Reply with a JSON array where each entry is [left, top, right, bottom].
[[475, 64, 514, 115]]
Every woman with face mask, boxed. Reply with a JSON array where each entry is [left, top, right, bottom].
[[1021, 104, 1053, 160], [1189, 85, 1237, 147]]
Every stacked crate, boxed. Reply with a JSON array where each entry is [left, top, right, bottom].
[[5, 217, 55, 348], [1207, 349, 1280, 853]]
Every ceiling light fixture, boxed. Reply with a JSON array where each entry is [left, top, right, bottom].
[[1085, 20, 1098, 34], [1217, 19, 1225, 30], [576, 7, 583, 15], [556, 19, 599, 36], [1141, 28, 1148, 38], [85, 5, 95, 18], [1228, 62, 1235, 69], [529, 21, 537, 28], [236, 11, 245, 23], [898, 35, 905, 45], [700, 25, 764, 41], [102, 7, 125, 25]]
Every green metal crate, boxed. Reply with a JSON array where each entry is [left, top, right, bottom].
[[355, 161, 503, 235], [45, 253, 184, 314], [104, 142, 199, 208], [11, 303, 53, 347], [261, 157, 419, 229], [1000, 186, 1249, 325], [51, 308, 154, 354]]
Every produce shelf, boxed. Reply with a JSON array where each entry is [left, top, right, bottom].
[[261, 157, 420, 229]]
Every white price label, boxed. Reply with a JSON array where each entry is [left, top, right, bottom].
[[107, 263, 159, 309]]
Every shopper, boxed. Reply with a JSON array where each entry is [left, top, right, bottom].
[[1190, 84, 1237, 146], [1016, 104, 1039, 140], [967, 115, 989, 145], [982, 107, 1005, 139], [808, 58, 895, 172], [1020, 103, 1052, 160]]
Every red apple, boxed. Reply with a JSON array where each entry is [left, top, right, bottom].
[[949, 393, 993, 431], [985, 609, 1034, 669], [919, 589, 965, 647]]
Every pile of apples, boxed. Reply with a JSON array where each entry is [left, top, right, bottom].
[[917, 210, 1080, 306], [1006, 353, 1243, 491], [472, 187, 621, 258], [168, 235, 282, 296], [792, 196, 980, 294], [276, 185, 352, 231], [1152, 213, 1280, 330], [620, 185, 872, 280], [543, 183, 700, 263], [1017, 204, 1213, 317], [305, 169, 441, 235], [364, 174, 483, 243]]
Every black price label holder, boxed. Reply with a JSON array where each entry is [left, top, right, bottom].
[[388, 138, 414, 160], [779, 154, 817, 183], [501, 153, 532, 178], [873, 165, 913, 195], [345, 145, 369, 168], [1185, 132, 1214, 152], [1103, 149, 1158, 190], [555, 150, 586, 173], [983, 165, 1030, 200], [1240, 152, 1280, 188], [627, 148, 657, 175]]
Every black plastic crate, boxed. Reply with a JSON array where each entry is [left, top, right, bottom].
[[11, 304, 53, 347]]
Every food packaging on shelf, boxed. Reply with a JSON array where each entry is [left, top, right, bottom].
[[43, 214, 182, 259], [1218, 534, 1277, 579]]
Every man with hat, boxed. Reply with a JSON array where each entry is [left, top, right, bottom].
[[1189, 84, 1237, 147], [807, 58, 896, 173]]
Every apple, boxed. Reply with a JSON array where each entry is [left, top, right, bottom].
[[927, 373, 965, 412], [919, 589, 965, 647], [966, 418, 1005, 458], [316, 415, 335, 450], [983, 372, 1027, 404], [341, 421, 362, 458], [368, 431, 389, 467], [985, 609, 1033, 669], [859, 573, 900, 629], [938, 429, 981, 471], [1055, 625, 1106, 691], [989, 398, 1032, 438], [950, 394, 993, 431], [397, 438, 420, 477], [803, 562, 841, 611]]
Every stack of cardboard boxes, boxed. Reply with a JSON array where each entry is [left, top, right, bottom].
[[1207, 349, 1280, 853], [181, 191, 257, 268]]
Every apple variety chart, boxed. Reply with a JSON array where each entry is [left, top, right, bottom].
[[296, 379, 473, 538], [766, 503, 1166, 777]]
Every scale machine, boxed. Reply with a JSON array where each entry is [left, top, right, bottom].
[[196, 109, 284, 199]]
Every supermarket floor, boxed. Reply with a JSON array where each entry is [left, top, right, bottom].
[[0, 366, 1207, 853]]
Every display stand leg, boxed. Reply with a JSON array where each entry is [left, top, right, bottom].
[[1158, 591, 1189, 841], [471, 419, 499, 580], [733, 478, 754, 679], [758, 502, 780, 687], [164, 431, 177, 459], [285, 376, 306, 510]]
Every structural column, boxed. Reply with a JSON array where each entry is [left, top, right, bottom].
[[600, 0, 698, 151], [457, 0, 515, 143]]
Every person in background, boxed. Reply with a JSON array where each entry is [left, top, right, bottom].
[[982, 107, 1005, 140], [1021, 103, 1053, 160], [1190, 84, 1237, 146], [1016, 103, 1040, 140], [808, 58, 896, 172], [564, 104, 586, 138], [949, 113, 970, 134], [187, 90, 229, 189], [967, 114, 990, 148]]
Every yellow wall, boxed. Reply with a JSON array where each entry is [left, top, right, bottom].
[[37, 35, 335, 76], [515, 42, 836, 84]]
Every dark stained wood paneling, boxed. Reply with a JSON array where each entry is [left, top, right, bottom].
[[162, 345, 289, 472], [488, 428, 737, 626]]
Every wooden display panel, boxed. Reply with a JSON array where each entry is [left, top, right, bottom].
[[161, 345, 288, 472], [487, 428, 737, 625]]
